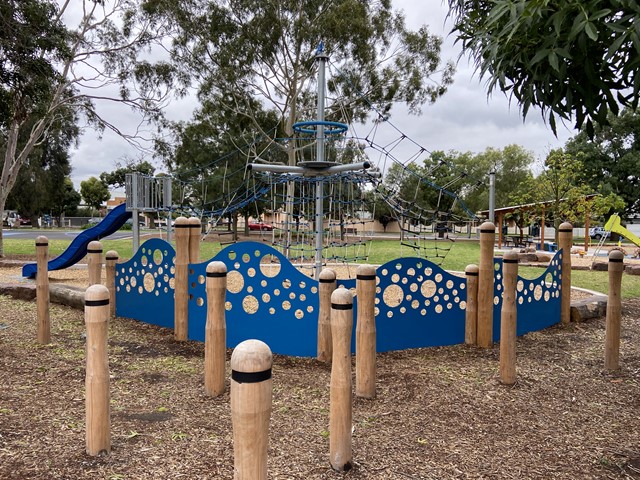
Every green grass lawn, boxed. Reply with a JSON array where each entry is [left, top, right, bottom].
[[4, 233, 640, 298]]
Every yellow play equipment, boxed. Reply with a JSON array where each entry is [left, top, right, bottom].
[[604, 214, 640, 248]]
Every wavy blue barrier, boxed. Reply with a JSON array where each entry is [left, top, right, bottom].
[[115, 240, 562, 356]]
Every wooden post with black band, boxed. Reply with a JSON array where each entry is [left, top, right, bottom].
[[174, 216, 189, 341], [330, 287, 354, 472], [558, 222, 573, 325], [605, 250, 624, 371], [105, 250, 119, 318], [188, 216, 201, 264], [230, 339, 273, 480], [317, 268, 336, 362], [87, 240, 103, 287], [356, 264, 376, 399], [85, 284, 111, 456], [205, 261, 227, 397], [465, 264, 479, 345], [499, 251, 518, 385], [478, 222, 496, 348], [35, 236, 50, 344]]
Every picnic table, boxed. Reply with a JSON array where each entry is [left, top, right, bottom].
[[503, 235, 535, 248]]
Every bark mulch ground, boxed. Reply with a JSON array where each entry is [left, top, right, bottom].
[[1, 294, 639, 479]]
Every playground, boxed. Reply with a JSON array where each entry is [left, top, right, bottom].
[[2, 42, 640, 479], [0, 285, 639, 479]]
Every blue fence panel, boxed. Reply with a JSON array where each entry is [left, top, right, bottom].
[[115, 238, 176, 329], [115, 240, 563, 357], [187, 242, 320, 356], [492, 250, 562, 340], [368, 258, 468, 351]]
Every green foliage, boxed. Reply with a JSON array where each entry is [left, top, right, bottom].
[[145, 0, 454, 133], [80, 177, 110, 211], [447, 0, 640, 135], [0, 0, 70, 126], [458, 145, 534, 213], [100, 158, 155, 189], [520, 149, 623, 230], [565, 108, 640, 217], [6, 107, 80, 222], [380, 146, 534, 220]]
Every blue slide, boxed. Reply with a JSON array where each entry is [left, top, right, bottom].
[[22, 203, 132, 278]]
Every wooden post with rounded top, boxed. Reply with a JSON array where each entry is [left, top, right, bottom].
[[205, 261, 227, 397], [85, 284, 111, 456], [188, 216, 201, 264], [356, 264, 376, 399], [329, 287, 354, 472], [317, 268, 336, 362], [499, 251, 519, 385], [174, 216, 190, 341], [477, 222, 496, 348], [558, 222, 573, 325], [605, 250, 624, 371], [87, 240, 103, 287], [105, 250, 119, 318], [230, 339, 273, 480], [465, 264, 479, 345], [36, 236, 50, 344]]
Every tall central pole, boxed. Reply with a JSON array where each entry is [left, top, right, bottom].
[[315, 44, 328, 280]]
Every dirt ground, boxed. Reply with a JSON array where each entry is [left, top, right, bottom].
[[0, 258, 639, 479]]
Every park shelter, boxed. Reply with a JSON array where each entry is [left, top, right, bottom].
[[478, 194, 598, 251]]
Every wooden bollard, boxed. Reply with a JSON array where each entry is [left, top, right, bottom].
[[87, 240, 103, 287], [85, 284, 111, 456], [317, 268, 336, 362], [558, 222, 573, 324], [35, 236, 51, 344], [188, 216, 201, 264], [605, 250, 625, 371], [499, 251, 518, 385], [356, 265, 376, 399], [205, 261, 227, 397], [477, 222, 496, 348], [230, 339, 273, 480], [174, 216, 190, 341], [105, 250, 119, 318], [465, 264, 479, 345], [329, 288, 353, 472]]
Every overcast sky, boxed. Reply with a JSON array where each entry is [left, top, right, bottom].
[[68, 1, 577, 191]]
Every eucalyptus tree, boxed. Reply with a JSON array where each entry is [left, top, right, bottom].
[[6, 109, 80, 225], [0, 0, 173, 255], [447, 0, 640, 136], [145, 0, 454, 164]]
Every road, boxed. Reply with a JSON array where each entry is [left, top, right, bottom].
[[1, 228, 133, 241]]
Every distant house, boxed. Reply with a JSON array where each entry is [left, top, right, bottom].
[[107, 197, 126, 210]]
